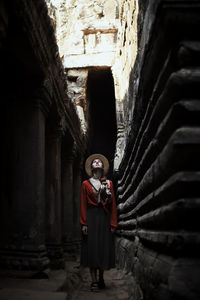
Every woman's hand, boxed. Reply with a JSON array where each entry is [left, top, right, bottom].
[[82, 225, 88, 235], [111, 227, 115, 233]]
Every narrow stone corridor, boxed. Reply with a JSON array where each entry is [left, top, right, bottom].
[[1, 1, 200, 300]]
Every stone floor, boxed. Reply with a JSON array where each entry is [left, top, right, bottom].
[[0, 261, 138, 300], [63, 262, 138, 300], [0, 269, 68, 300]]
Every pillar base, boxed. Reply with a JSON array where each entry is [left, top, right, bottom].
[[64, 238, 81, 261], [47, 244, 65, 269], [0, 246, 49, 274]]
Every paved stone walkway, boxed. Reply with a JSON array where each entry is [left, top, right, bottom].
[[0, 262, 139, 300], [0, 269, 68, 300], [63, 262, 137, 300]]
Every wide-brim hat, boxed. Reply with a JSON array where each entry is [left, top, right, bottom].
[[85, 154, 109, 177]]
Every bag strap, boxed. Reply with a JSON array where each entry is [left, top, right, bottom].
[[106, 180, 110, 189]]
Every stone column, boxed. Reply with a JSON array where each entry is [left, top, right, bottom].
[[0, 98, 49, 273], [61, 144, 75, 260], [45, 129, 64, 268], [72, 155, 82, 244]]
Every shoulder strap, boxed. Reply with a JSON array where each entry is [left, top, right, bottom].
[[88, 179, 99, 192], [106, 180, 110, 188]]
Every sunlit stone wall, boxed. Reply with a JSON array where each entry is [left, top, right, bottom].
[[112, 0, 139, 169], [46, 0, 120, 68]]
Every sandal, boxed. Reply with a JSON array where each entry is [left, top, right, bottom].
[[90, 281, 99, 292]]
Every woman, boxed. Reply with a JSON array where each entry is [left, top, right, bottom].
[[80, 154, 117, 291]]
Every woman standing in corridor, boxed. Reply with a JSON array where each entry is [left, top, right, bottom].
[[80, 154, 117, 292]]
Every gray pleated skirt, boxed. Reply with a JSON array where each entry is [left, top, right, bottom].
[[80, 206, 115, 270]]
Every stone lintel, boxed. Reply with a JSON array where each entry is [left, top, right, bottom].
[[82, 28, 118, 35], [63, 52, 114, 69]]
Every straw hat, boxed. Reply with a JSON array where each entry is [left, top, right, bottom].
[[85, 154, 109, 177]]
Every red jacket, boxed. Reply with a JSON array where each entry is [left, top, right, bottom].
[[80, 179, 118, 228]]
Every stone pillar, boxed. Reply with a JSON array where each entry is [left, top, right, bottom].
[[0, 98, 49, 273], [45, 129, 64, 268], [72, 155, 82, 243], [61, 144, 75, 260]]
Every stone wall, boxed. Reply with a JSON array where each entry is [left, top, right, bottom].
[[66, 69, 88, 134], [115, 1, 200, 299], [0, 0, 86, 273], [111, 0, 139, 169], [46, 0, 119, 68]]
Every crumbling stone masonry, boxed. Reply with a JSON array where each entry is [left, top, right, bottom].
[[115, 1, 200, 300]]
